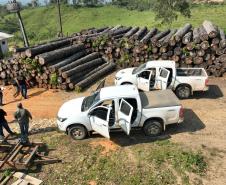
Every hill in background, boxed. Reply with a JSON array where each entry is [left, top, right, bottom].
[[2, 4, 226, 46]]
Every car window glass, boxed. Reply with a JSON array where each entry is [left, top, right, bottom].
[[120, 101, 131, 116], [139, 71, 150, 79], [91, 107, 108, 121], [160, 69, 168, 78]]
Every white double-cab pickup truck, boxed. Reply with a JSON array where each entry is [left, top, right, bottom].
[[57, 85, 184, 140], [115, 60, 209, 99]]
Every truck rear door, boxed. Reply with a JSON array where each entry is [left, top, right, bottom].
[[118, 99, 134, 135], [155, 68, 170, 90]]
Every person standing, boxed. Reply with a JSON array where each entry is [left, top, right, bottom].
[[18, 76, 28, 99], [0, 107, 15, 140], [12, 78, 20, 98], [0, 86, 6, 106], [14, 103, 32, 143]]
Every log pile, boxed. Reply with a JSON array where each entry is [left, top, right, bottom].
[[0, 20, 226, 91]]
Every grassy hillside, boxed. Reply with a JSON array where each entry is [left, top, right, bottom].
[[4, 4, 226, 46]]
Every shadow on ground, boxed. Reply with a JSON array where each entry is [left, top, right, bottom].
[[192, 85, 223, 99], [89, 108, 205, 147]]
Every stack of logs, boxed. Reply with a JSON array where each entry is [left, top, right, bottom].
[[0, 20, 226, 91]]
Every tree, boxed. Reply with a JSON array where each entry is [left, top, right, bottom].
[[113, 0, 191, 25], [152, 0, 190, 24], [31, 0, 40, 7]]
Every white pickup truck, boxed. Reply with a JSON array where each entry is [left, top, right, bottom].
[[57, 85, 184, 140], [115, 60, 209, 99]]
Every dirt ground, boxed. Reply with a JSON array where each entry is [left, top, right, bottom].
[[2, 74, 226, 184]]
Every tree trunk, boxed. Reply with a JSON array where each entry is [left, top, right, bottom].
[[75, 62, 116, 91], [62, 58, 104, 79], [202, 20, 218, 38], [38, 44, 85, 65], [58, 52, 100, 74]]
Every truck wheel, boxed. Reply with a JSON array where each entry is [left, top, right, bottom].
[[143, 120, 163, 137], [121, 82, 132, 85], [68, 125, 87, 140], [175, 85, 191, 99]]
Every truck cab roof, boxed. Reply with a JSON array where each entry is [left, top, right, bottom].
[[146, 60, 175, 68], [99, 85, 138, 99]]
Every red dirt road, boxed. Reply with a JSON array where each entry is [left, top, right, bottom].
[[2, 86, 66, 121]]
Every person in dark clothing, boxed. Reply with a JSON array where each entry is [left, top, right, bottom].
[[12, 78, 20, 98], [14, 103, 32, 143], [18, 76, 28, 99], [0, 108, 15, 140]]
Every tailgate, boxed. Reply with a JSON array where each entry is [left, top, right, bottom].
[[139, 90, 181, 109]]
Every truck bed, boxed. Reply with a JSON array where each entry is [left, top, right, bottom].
[[139, 90, 181, 109], [176, 68, 207, 77]]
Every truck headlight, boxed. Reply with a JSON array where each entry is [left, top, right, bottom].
[[57, 116, 67, 122]]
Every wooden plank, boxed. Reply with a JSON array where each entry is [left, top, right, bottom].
[[24, 146, 39, 166], [13, 172, 43, 185], [11, 179, 28, 185], [8, 145, 23, 163], [0, 142, 21, 169]]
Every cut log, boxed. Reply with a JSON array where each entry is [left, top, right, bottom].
[[175, 23, 192, 42], [182, 31, 192, 44], [58, 52, 99, 74], [68, 63, 109, 89], [140, 28, 158, 43], [202, 20, 218, 38], [219, 29, 226, 48], [151, 29, 170, 44], [124, 27, 139, 38], [75, 62, 116, 91], [193, 28, 201, 44], [200, 41, 209, 50], [62, 58, 104, 79], [25, 39, 72, 57], [157, 29, 177, 47], [38, 44, 85, 65], [49, 50, 87, 73], [133, 27, 148, 40], [199, 26, 209, 41]]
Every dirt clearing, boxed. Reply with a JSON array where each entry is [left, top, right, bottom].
[[1, 74, 226, 184]]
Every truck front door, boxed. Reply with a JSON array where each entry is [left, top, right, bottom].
[[89, 106, 111, 139], [137, 70, 152, 91], [155, 68, 170, 90]]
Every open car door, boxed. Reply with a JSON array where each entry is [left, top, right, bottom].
[[95, 78, 106, 92], [137, 70, 152, 91], [89, 106, 111, 139], [118, 99, 134, 135], [155, 68, 170, 90]]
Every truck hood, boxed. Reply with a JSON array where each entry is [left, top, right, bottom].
[[116, 68, 135, 78], [58, 97, 85, 118]]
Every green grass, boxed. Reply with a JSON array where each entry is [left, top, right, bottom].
[[3, 3, 226, 46], [10, 131, 207, 185]]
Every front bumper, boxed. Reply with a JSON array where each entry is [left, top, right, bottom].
[[57, 120, 67, 131]]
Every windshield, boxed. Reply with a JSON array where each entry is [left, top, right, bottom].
[[132, 63, 146, 74], [81, 92, 100, 112]]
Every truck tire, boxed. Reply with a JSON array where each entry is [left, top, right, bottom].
[[68, 125, 87, 140], [143, 120, 163, 137], [175, 85, 191, 99], [121, 82, 132, 85]]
